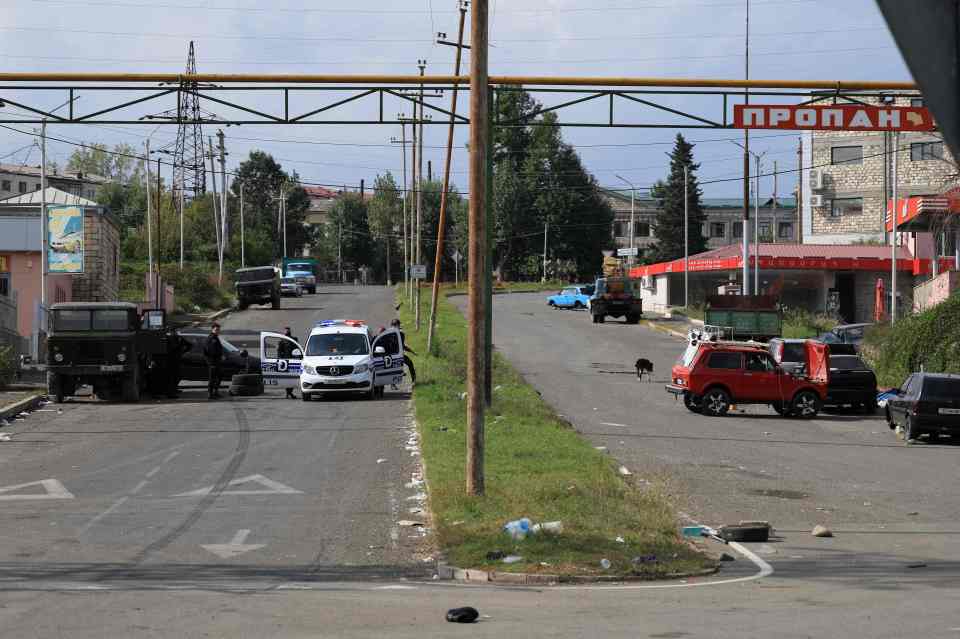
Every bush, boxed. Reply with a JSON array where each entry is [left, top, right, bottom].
[[781, 307, 837, 339], [863, 292, 960, 387], [159, 263, 234, 313], [0, 345, 15, 389]]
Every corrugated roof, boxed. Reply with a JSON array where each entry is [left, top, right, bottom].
[[0, 187, 99, 207]]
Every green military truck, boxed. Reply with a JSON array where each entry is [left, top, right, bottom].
[[704, 295, 782, 342], [235, 266, 281, 310], [591, 276, 643, 324], [46, 302, 172, 403]]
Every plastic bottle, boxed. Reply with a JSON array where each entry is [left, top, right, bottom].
[[531, 521, 563, 535], [503, 518, 532, 540]]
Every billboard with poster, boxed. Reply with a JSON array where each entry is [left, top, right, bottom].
[[47, 206, 84, 274]]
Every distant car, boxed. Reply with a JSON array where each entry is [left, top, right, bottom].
[[818, 323, 872, 346], [178, 332, 260, 383], [825, 354, 878, 413], [280, 277, 304, 297], [886, 373, 960, 442], [547, 285, 593, 310]]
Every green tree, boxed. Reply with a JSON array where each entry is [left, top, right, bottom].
[[229, 151, 311, 260], [323, 194, 372, 277], [367, 172, 401, 282], [648, 134, 708, 263]]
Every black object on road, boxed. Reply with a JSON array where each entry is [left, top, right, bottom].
[[719, 523, 771, 543], [446, 607, 479, 624]]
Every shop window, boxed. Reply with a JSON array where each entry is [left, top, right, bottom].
[[831, 146, 863, 165], [711, 222, 726, 238]]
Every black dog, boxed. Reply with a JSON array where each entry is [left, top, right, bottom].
[[635, 358, 654, 381]]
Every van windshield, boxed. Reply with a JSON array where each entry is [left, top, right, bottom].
[[922, 378, 960, 401], [287, 264, 312, 272], [307, 333, 369, 356]]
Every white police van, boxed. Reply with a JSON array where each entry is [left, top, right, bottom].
[[265, 319, 403, 401]]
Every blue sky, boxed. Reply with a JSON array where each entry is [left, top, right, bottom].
[[0, 0, 913, 200]]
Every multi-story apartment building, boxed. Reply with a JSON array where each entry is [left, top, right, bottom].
[[0, 163, 108, 201], [602, 189, 798, 257], [800, 93, 957, 245]]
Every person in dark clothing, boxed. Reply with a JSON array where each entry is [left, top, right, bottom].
[[276, 326, 299, 399], [203, 323, 224, 400], [390, 318, 416, 386], [165, 330, 192, 398]]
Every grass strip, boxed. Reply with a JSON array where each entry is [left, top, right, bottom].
[[401, 289, 712, 578]]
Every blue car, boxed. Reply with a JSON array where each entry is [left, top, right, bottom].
[[547, 285, 594, 310]]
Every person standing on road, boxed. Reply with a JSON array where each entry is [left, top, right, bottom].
[[390, 318, 416, 386], [203, 323, 225, 400], [277, 326, 299, 399]]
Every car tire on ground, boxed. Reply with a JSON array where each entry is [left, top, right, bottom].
[[121, 369, 140, 402], [229, 373, 264, 397], [271, 295, 281, 310], [701, 387, 731, 417], [574, 301, 583, 309], [771, 401, 786, 416], [548, 300, 556, 308], [790, 390, 821, 419], [302, 392, 311, 402], [49, 373, 65, 404], [886, 408, 896, 430], [596, 314, 605, 324], [683, 392, 702, 413], [904, 415, 920, 443], [626, 314, 640, 324]]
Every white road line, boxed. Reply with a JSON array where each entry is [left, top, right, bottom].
[[130, 480, 148, 495], [601, 422, 629, 427], [162, 450, 181, 464], [77, 496, 128, 536]]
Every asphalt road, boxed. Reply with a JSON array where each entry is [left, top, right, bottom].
[[2, 287, 960, 638]]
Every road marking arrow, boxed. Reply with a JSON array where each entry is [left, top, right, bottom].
[[0, 478, 74, 501], [201, 529, 265, 559], [174, 474, 303, 497]]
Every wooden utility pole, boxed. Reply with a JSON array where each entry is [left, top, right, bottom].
[[416, 60, 426, 330], [467, 0, 488, 496], [427, 1, 467, 355]]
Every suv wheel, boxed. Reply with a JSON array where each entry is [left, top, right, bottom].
[[573, 301, 583, 309], [702, 388, 731, 417], [683, 392, 702, 414], [904, 415, 920, 443], [771, 401, 786, 416], [791, 390, 821, 419]]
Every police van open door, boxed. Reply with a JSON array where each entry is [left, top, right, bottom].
[[260, 331, 303, 389], [371, 328, 404, 395]]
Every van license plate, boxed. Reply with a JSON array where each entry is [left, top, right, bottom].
[[100, 365, 124, 372], [939, 408, 960, 415]]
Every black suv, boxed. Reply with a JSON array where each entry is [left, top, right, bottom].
[[235, 266, 281, 310], [886, 373, 960, 442], [825, 353, 878, 413]]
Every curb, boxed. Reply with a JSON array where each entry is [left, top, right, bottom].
[[436, 562, 719, 586], [0, 393, 46, 423], [643, 320, 688, 341]]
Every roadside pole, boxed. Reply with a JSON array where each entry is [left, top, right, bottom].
[[144, 140, 154, 293], [38, 121, 47, 361], [742, 0, 751, 295], [240, 183, 245, 268], [401, 120, 409, 300], [207, 137, 222, 284], [218, 129, 228, 256], [467, 0, 488, 496], [416, 60, 426, 330], [684, 163, 689, 308], [427, 1, 467, 355], [891, 131, 899, 323], [410, 98, 418, 308], [754, 153, 761, 294], [484, 85, 494, 407], [179, 170, 185, 270], [542, 221, 548, 281]]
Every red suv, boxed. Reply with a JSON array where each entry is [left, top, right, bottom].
[[666, 340, 829, 418]]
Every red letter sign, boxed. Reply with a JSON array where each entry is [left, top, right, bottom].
[[734, 104, 936, 131]]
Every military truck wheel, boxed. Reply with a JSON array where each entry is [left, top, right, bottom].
[[122, 369, 141, 402], [49, 373, 65, 404], [626, 314, 640, 324], [271, 295, 281, 310]]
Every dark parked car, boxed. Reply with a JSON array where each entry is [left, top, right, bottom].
[[825, 354, 878, 412], [818, 323, 872, 347], [886, 373, 960, 442], [178, 332, 261, 383]]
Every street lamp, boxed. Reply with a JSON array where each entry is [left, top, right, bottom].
[[732, 142, 766, 295], [614, 174, 635, 265]]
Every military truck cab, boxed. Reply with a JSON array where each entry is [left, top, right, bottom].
[[590, 276, 642, 324], [47, 302, 169, 403], [235, 266, 281, 310]]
